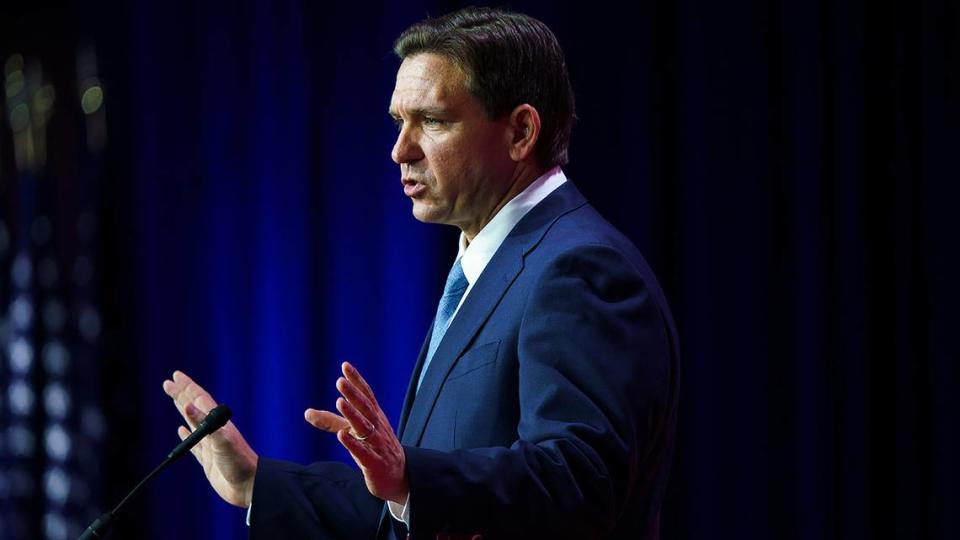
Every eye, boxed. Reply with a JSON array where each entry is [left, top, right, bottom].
[[423, 117, 445, 127], [392, 117, 404, 131]]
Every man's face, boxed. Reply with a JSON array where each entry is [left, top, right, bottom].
[[389, 53, 514, 237]]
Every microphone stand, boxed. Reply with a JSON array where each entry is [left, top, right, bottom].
[[78, 404, 232, 539], [78, 457, 170, 539]]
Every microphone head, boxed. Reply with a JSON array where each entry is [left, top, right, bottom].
[[165, 404, 233, 463], [204, 404, 232, 430]]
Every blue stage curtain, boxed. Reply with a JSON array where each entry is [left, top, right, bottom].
[[121, 0, 960, 538], [125, 1, 443, 539], [4, 0, 954, 539]]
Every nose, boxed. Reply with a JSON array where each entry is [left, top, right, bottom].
[[391, 125, 423, 165]]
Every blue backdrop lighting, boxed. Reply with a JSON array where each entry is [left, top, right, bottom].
[[3, 0, 957, 538], [127, 1, 444, 537]]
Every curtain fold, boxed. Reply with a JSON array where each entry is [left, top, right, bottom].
[[2, 0, 956, 538]]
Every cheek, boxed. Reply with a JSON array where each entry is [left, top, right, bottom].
[[424, 146, 460, 193], [423, 133, 487, 202]]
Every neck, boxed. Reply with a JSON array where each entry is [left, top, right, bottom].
[[462, 163, 545, 243]]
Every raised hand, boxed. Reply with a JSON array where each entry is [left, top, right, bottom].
[[162, 370, 259, 507], [304, 362, 409, 505]]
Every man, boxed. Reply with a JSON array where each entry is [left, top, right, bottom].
[[163, 7, 679, 539]]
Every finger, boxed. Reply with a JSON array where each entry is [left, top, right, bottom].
[[336, 397, 377, 444], [184, 400, 238, 450], [167, 370, 199, 401], [342, 363, 380, 409], [336, 428, 380, 466], [192, 394, 218, 416], [336, 377, 381, 427], [185, 401, 207, 425], [170, 371, 215, 412], [165, 372, 219, 428], [162, 371, 193, 397], [304, 408, 350, 433]]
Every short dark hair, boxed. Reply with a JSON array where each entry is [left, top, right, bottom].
[[394, 6, 576, 169]]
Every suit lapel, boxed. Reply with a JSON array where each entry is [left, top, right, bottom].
[[399, 246, 524, 446], [398, 181, 588, 447]]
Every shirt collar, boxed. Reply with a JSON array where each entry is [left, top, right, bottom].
[[456, 166, 568, 285]]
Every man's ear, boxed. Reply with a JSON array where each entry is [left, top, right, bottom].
[[507, 104, 541, 163]]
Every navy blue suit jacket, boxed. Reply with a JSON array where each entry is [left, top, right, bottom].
[[249, 181, 680, 539]]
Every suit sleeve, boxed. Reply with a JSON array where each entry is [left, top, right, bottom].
[[403, 243, 673, 539], [248, 458, 384, 539]]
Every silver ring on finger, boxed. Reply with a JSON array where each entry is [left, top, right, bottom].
[[353, 424, 376, 442]]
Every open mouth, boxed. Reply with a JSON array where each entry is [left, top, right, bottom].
[[403, 179, 426, 197]]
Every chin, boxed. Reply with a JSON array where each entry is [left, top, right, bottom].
[[410, 201, 449, 226], [410, 202, 436, 224]]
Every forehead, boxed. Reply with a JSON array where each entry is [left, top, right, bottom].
[[389, 53, 472, 113]]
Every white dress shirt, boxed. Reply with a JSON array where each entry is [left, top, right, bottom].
[[387, 166, 567, 527]]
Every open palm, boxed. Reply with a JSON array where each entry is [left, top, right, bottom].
[[162, 371, 259, 508]]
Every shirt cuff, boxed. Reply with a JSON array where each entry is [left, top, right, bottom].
[[387, 492, 411, 527]]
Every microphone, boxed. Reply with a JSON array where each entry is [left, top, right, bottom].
[[78, 404, 233, 539], [167, 403, 232, 461]]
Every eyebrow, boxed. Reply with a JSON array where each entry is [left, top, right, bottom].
[[387, 106, 449, 118]]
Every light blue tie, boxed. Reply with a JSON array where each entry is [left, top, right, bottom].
[[418, 257, 469, 390]]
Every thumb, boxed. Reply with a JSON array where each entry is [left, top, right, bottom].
[[304, 408, 350, 433]]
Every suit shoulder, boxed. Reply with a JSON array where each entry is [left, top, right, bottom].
[[531, 203, 649, 274], [523, 202, 675, 328]]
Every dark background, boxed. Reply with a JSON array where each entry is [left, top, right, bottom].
[[0, 0, 957, 539]]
